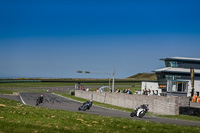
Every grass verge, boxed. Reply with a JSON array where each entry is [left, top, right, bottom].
[[0, 98, 199, 133], [0, 89, 13, 94], [0, 82, 75, 88]]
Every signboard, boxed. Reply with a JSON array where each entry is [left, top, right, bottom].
[[190, 67, 194, 88]]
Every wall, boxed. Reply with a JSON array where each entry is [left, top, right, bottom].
[[179, 101, 200, 117], [75, 90, 190, 115]]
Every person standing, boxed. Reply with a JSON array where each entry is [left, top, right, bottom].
[[192, 92, 197, 102], [197, 96, 200, 103]]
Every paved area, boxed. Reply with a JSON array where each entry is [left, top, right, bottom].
[[1, 92, 200, 127]]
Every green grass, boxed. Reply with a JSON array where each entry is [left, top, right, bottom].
[[0, 88, 49, 94], [0, 82, 141, 94], [0, 82, 141, 88], [0, 89, 13, 94], [0, 98, 199, 133], [0, 82, 75, 88], [157, 114, 200, 122]]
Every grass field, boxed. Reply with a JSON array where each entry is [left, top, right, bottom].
[[0, 82, 141, 94], [0, 98, 200, 133], [0, 82, 75, 88], [0, 82, 141, 87]]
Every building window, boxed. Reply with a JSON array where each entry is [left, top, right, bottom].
[[167, 81, 188, 93], [165, 60, 200, 69]]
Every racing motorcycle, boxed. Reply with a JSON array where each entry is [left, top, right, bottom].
[[78, 100, 93, 111], [130, 103, 149, 118], [36, 95, 44, 106]]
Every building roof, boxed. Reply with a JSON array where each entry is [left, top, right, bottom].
[[160, 57, 200, 62], [153, 67, 200, 74]]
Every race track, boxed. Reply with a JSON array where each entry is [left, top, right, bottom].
[[1, 92, 200, 127]]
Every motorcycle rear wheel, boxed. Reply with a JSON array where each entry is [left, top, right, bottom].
[[130, 112, 135, 117], [36, 99, 40, 106]]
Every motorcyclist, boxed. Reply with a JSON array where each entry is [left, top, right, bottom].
[[130, 103, 149, 118], [140, 103, 149, 111], [83, 100, 93, 107], [38, 94, 44, 103], [78, 100, 93, 111], [135, 103, 149, 113]]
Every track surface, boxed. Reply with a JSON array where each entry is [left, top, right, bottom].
[[1, 92, 200, 127]]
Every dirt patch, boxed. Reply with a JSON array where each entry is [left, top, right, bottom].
[[13, 92, 18, 95], [0, 104, 6, 107]]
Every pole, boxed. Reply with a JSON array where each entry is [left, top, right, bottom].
[[109, 78, 111, 88], [112, 67, 115, 93], [190, 68, 195, 98]]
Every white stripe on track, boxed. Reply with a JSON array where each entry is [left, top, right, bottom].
[[18, 92, 27, 105]]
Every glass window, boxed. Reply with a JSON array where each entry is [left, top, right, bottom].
[[182, 82, 188, 92], [164, 60, 200, 69], [167, 81, 188, 92], [165, 61, 171, 67]]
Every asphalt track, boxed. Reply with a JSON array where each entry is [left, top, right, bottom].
[[1, 92, 200, 127]]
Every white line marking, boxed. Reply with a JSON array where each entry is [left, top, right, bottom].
[[18, 92, 26, 105]]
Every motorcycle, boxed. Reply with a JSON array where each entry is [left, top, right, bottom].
[[36, 95, 44, 106], [78, 100, 93, 111], [130, 104, 149, 118]]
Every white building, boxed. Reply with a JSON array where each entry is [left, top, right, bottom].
[[142, 57, 200, 97]]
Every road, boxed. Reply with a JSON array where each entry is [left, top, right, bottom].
[[1, 92, 200, 127]]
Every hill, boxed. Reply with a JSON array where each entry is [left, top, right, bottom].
[[126, 73, 157, 81]]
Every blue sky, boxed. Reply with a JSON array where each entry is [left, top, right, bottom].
[[0, 0, 200, 79]]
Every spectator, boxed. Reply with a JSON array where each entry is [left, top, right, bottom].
[[152, 90, 157, 95], [142, 89, 145, 95], [143, 88, 147, 95], [156, 90, 158, 95], [94, 88, 97, 92], [118, 89, 121, 93], [197, 96, 200, 103], [147, 89, 151, 96], [115, 89, 120, 93], [192, 92, 198, 102], [127, 88, 132, 94], [123, 89, 128, 93]]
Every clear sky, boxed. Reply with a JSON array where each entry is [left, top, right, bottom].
[[0, 0, 200, 79]]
